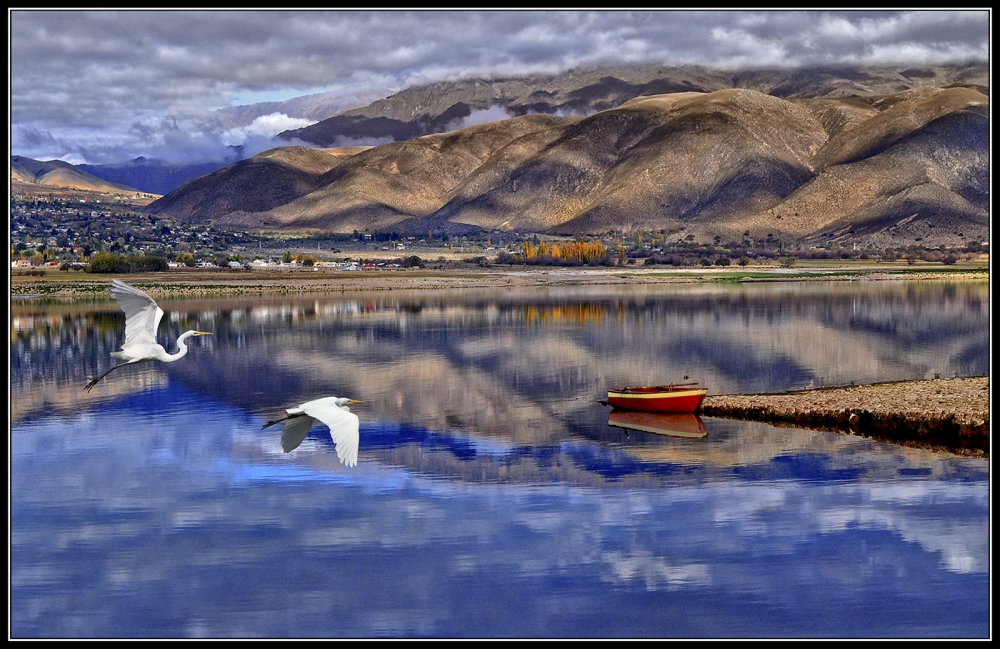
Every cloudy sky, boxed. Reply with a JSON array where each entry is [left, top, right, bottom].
[[9, 9, 990, 165]]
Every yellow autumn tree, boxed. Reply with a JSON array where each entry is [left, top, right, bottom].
[[553, 240, 607, 264]]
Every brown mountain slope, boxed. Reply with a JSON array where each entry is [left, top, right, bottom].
[[11, 155, 139, 194], [145, 86, 988, 247], [145, 146, 364, 224], [723, 102, 989, 247], [811, 86, 989, 171], [215, 114, 576, 232], [522, 90, 826, 235], [280, 63, 987, 147]]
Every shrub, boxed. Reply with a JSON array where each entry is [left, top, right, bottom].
[[779, 257, 797, 267], [87, 253, 168, 273], [714, 257, 731, 267], [495, 251, 521, 265], [131, 256, 169, 272], [87, 252, 132, 274]]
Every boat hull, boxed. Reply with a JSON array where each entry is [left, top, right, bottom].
[[607, 388, 707, 413]]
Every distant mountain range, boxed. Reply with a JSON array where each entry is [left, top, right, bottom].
[[278, 62, 987, 146], [144, 64, 988, 248], [212, 87, 387, 130], [76, 156, 236, 196], [13, 63, 990, 247], [11, 155, 144, 195]]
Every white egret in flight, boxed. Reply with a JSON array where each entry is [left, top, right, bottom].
[[262, 397, 363, 466], [84, 279, 212, 392]]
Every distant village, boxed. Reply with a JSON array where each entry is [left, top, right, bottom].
[[10, 196, 988, 273]]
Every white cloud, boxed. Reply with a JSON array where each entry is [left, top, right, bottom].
[[447, 105, 517, 131], [220, 113, 317, 147], [9, 10, 989, 164]]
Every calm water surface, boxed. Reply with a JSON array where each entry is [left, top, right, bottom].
[[10, 280, 990, 637]]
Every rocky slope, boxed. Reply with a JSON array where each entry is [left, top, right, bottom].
[[145, 82, 988, 247], [280, 62, 987, 146]]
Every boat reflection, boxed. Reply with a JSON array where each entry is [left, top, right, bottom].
[[607, 409, 707, 439]]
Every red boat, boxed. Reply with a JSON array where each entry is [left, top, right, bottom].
[[606, 383, 707, 413]]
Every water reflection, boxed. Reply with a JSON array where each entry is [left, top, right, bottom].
[[607, 410, 708, 438], [10, 281, 990, 637], [11, 281, 989, 438], [10, 386, 989, 637]]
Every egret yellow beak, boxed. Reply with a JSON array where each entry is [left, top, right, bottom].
[[194, 331, 213, 335], [348, 399, 363, 404]]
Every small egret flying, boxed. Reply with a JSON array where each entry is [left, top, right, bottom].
[[262, 396, 363, 466], [84, 279, 212, 392]]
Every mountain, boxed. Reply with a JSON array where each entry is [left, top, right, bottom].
[[77, 154, 245, 195], [278, 62, 988, 147], [11, 155, 143, 194], [212, 87, 388, 130], [145, 146, 371, 225], [144, 81, 988, 248]]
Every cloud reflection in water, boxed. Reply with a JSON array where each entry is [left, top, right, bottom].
[[10, 383, 989, 637]]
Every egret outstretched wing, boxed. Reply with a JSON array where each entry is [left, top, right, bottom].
[[110, 279, 164, 350], [264, 396, 362, 465], [300, 398, 361, 467], [280, 414, 316, 453], [85, 280, 210, 392]]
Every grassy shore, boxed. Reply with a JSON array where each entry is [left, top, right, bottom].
[[10, 259, 989, 298]]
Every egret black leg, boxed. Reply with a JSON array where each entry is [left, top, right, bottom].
[[261, 413, 292, 429], [84, 362, 132, 392]]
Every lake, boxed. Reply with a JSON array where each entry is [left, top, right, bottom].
[[10, 279, 990, 638]]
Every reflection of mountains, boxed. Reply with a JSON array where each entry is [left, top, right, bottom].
[[244, 413, 977, 489], [11, 282, 988, 440]]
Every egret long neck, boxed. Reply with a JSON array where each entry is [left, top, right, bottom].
[[164, 330, 199, 362]]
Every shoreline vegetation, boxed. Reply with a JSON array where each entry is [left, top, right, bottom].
[[10, 260, 990, 299], [12, 263, 988, 456]]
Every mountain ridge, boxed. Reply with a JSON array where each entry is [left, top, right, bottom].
[[144, 79, 988, 249], [279, 62, 988, 147]]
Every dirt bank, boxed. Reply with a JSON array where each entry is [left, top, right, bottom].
[[699, 377, 990, 456]]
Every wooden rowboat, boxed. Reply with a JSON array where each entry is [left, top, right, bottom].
[[607, 410, 707, 438], [606, 382, 707, 413]]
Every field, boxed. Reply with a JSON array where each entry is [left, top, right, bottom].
[[10, 258, 990, 299]]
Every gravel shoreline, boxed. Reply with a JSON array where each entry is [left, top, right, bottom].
[[699, 377, 990, 456]]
